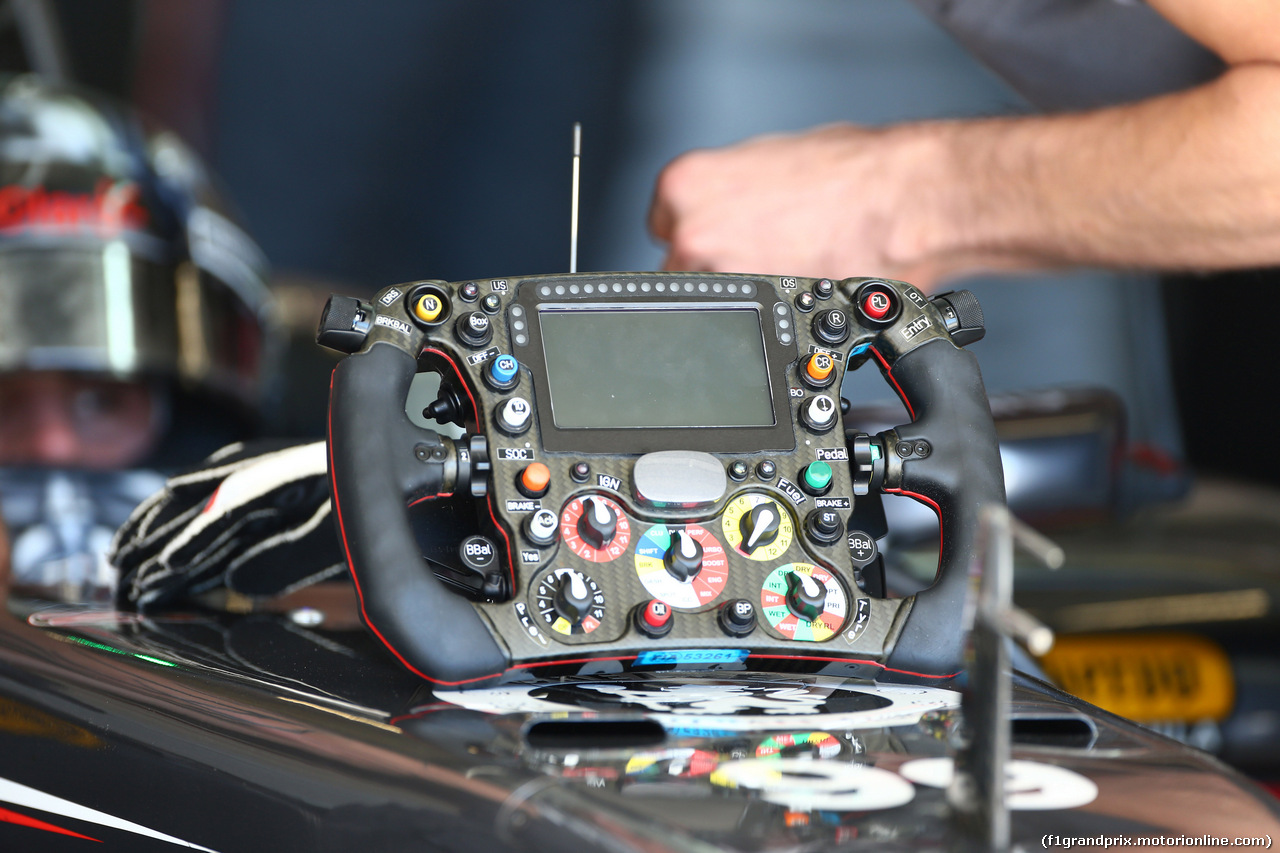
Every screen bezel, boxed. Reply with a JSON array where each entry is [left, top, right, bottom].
[[514, 284, 798, 454]]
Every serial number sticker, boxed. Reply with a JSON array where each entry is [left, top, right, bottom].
[[1039, 632, 1234, 723], [635, 649, 750, 667], [467, 347, 499, 365]]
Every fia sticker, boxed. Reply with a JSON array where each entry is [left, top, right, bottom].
[[597, 474, 622, 491], [816, 447, 849, 462], [490, 279, 509, 291], [779, 277, 798, 289], [378, 288, 402, 306], [374, 314, 411, 335], [845, 598, 872, 644], [467, 347, 499, 365], [901, 316, 931, 340]]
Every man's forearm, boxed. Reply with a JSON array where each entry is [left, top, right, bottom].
[[915, 63, 1280, 275]]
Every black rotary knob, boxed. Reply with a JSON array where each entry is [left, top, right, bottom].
[[738, 501, 782, 555], [785, 571, 827, 621], [454, 311, 493, 347], [553, 570, 593, 625], [577, 497, 618, 550], [663, 528, 704, 583], [812, 307, 850, 345]]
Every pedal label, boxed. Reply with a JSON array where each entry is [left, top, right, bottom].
[[816, 447, 848, 462]]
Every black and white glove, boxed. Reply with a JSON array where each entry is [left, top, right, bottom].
[[111, 440, 345, 612]]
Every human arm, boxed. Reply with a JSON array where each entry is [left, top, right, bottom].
[[647, 0, 1280, 291]]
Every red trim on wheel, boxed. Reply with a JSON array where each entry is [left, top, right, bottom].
[[0, 806, 100, 842]]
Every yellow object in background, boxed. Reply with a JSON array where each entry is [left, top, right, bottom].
[[1039, 633, 1234, 723]]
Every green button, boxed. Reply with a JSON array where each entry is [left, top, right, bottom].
[[803, 460, 833, 491]]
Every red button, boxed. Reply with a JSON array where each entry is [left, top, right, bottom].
[[643, 599, 671, 629], [862, 291, 892, 320]]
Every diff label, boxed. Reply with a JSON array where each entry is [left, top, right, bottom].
[[467, 347, 499, 365], [806, 345, 845, 361]]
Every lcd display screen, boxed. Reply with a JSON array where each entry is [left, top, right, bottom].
[[538, 307, 775, 429]]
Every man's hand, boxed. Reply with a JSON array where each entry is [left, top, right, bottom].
[[649, 0, 1280, 289]]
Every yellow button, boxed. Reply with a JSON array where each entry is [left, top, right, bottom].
[[805, 353, 834, 382], [413, 293, 445, 322]]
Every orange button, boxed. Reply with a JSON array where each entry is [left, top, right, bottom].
[[805, 353, 834, 382], [520, 462, 551, 496]]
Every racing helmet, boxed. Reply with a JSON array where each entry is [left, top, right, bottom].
[[0, 73, 278, 466]]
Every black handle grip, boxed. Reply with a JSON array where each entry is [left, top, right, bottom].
[[883, 337, 1006, 675], [328, 342, 508, 685]]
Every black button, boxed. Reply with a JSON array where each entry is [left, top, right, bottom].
[[756, 460, 776, 480], [795, 292, 816, 312], [805, 509, 844, 545], [719, 599, 757, 637], [913, 440, 932, 458], [847, 530, 878, 566], [481, 294, 502, 314], [570, 462, 591, 483], [814, 279, 835, 299], [813, 308, 850, 345], [729, 460, 749, 481], [459, 535, 497, 571], [460, 282, 480, 302], [896, 441, 915, 459], [455, 311, 493, 347]]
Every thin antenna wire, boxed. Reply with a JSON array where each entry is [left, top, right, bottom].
[[569, 122, 581, 274]]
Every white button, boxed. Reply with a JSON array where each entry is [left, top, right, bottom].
[[500, 397, 532, 431], [805, 395, 837, 428]]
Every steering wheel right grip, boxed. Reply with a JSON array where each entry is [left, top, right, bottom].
[[877, 336, 1006, 675], [328, 342, 509, 685]]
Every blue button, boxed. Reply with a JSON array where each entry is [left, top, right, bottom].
[[489, 354, 519, 385]]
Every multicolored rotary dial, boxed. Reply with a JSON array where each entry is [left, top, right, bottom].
[[759, 563, 847, 641], [560, 495, 630, 562], [755, 731, 842, 760], [721, 494, 793, 561], [634, 523, 729, 609]]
